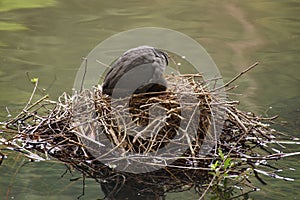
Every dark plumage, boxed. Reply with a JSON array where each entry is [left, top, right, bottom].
[[102, 46, 168, 97]]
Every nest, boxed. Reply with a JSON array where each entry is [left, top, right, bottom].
[[0, 68, 298, 200]]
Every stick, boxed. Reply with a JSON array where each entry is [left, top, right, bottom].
[[214, 62, 259, 91], [96, 59, 111, 69], [80, 57, 88, 92]]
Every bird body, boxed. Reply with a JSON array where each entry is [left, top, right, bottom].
[[102, 46, 168, 97]]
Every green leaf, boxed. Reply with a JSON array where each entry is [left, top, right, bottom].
[[211, 160, 219, 171], [30, 77, 38, 83], [218, 149, 224, 160], [224, 158, 232, 169], [209, 171, 216, 176]]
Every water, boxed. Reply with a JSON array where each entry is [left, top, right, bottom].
[[0, 0, 299, 199]]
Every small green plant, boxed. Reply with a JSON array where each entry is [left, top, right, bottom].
[[208, 149, 251, 200]]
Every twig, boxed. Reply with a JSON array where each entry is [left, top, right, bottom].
[[24, 78, 39, 110], [96, 59, 111, 69], [213, 62, 259, 91], [5, 107, 11, 117], [80, 57, 88, 92]]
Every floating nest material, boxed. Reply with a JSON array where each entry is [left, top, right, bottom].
[[0, 65, 299, 200]]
